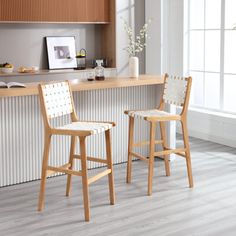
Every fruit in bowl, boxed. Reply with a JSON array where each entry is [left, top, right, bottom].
[[0, 63, 14, 73]]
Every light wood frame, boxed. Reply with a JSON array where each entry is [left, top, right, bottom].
[[125, 73, 193, 195], [37, 80, 115, 221]]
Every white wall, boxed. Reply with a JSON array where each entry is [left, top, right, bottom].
[[145, 0, 184, 149], [162, 0, 184, 75], [145, 0, 162, 74], [0, 24, 101, 69], [116, 0, 145, 76], [145, 0, 184, 75]]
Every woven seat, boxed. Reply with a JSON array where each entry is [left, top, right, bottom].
[[127, 109, 181, 121], [37, 81, 115, 221], [56, 121, 113, 135], [125, 73, 193, 195]]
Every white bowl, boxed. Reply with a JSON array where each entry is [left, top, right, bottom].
[[32, 66, 39, 71], [1, 67, 14, 73]]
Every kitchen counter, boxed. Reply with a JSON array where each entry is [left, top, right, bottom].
[[0, 75, 163, 97], [0, 74, 165, 187]]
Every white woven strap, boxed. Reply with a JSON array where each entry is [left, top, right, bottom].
[[163, 75, 188, 106], [128, 109, 172, 119], [42, 82, 73, 118], [57, 122, 113, 135]]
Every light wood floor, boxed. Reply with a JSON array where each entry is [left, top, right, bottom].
[[1, 136, 236, 236]]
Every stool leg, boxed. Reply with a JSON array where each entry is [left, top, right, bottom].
[[148, 122, 156, 196], [105, 130, 115, 205], [80, 137, 90, 221], [66, 136, 77, 197], [160, 122, 171, 176], [127, 116, 134, 183], [181, 119, 193, 188], [38, 133, 52, 211]]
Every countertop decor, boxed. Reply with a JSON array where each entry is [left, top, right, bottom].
[[122, 18, 152, 78]]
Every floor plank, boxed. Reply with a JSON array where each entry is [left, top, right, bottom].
[[1, 136, 236, 236]]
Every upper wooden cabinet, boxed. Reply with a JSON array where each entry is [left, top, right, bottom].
[[86, 0, 109, 23], [0, 0, 110, 23]]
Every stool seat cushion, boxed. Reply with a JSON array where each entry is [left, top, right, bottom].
[[127, 109, 181, 121], [56, 121, 113, 135]]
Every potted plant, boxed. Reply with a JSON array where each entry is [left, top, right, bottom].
[[123, 18, 152, 78]]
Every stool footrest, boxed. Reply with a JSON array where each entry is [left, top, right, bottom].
[[133, 140, 163, 147], [74, 155, 108, 164], [47, 164, 82, 176], [165, 147, 186, 158], [88, 169, 112, 185], [130, 152, 148, 162], [46, 163, 71, 176], [154, 148, 186, 157]]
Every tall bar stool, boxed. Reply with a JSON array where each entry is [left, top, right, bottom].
[[37, 81, 115, 221], [124, 74, 193, 195]]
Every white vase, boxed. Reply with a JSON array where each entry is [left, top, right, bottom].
[[129, 56, 139, 78]]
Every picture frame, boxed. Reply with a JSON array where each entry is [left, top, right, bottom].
[[45, 36, 77, 70]]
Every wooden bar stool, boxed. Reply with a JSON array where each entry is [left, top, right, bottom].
[[37, 81, 115, 221], [124, 74, 193, 195]]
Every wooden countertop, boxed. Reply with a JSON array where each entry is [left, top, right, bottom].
[[0, 75, 163, 97], [0, 68, 116, 77]]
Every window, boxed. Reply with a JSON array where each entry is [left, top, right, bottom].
[[185, 0, 236, 113]]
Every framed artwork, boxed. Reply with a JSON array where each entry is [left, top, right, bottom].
[[45, 36, 77, 70]]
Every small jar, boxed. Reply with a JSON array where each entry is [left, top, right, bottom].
[[87, 71, 95, 81], [95, 60, 105, 81], [76, 49, 86, 70]]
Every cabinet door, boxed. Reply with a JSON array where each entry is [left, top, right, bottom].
[[41, 0, 70, 22], [96, 0, 109, 22], [68, 0, 87, 22], [86, 0, 96, 22], [0, 0, 43, 22], [0, 0, 19, 21], [41, 0, 87, 22], [86, 0, 109, 23], [0, 0, 46, 22], [0, 0, 108, 23]]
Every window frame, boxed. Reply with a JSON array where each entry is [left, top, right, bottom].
[[185, 0, 236, 115]]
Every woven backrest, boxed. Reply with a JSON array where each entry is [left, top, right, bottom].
[[163, 75, 188, 106], [40, 81, 73, 119]]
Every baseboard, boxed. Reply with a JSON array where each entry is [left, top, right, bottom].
[[184, 129, 236, 148], [177, 108, 236, 148]]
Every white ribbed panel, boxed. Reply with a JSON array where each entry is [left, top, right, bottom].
[[0, 85, 160, 187]]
